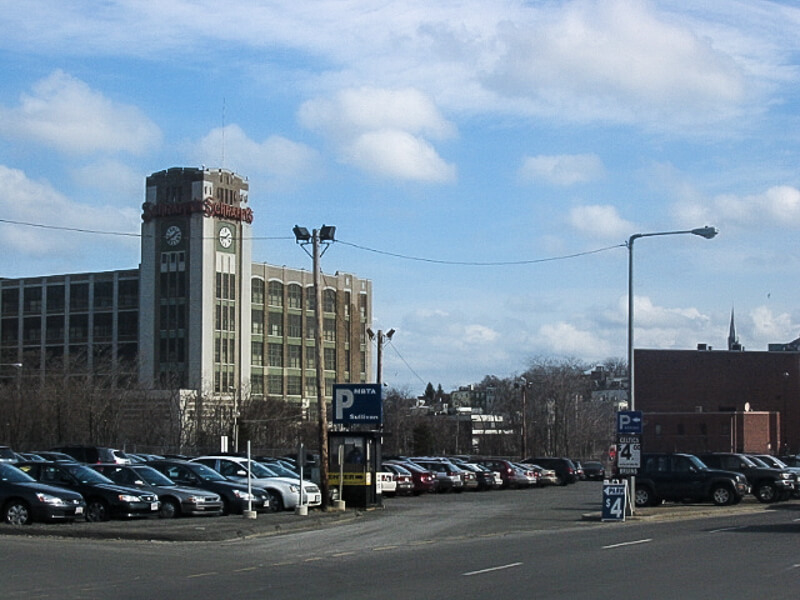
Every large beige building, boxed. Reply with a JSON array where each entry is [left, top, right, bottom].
[[0, 167, 373, 417]]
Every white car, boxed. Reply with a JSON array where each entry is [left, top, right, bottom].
[[377, 471, 396, 496], [191, 456, 321, 511]]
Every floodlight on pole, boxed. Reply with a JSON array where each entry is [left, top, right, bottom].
[[293, 224, 336, 510]]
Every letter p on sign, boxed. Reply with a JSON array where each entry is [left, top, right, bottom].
[[335, 389, 355, 421]]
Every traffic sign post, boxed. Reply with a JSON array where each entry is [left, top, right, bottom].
[[602, 479, 628, 521], [616, 434, 641, 475]]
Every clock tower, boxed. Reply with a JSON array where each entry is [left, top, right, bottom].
[[139, 167, 252, 396]]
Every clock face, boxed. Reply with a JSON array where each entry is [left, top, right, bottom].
[[164, 225, 182, 246], [219, 225, 234, 249]]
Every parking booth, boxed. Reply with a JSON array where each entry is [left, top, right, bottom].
[[329, 430, 382, 509]]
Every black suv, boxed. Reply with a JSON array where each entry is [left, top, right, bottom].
[[526, 457, 578, 485], [697, 452, 795, 503], [635, 452, 749, 507]]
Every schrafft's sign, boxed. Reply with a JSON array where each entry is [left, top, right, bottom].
[[141, 198, 254, 224]]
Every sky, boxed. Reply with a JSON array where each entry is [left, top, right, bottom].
[[1, 0, 800, 395]]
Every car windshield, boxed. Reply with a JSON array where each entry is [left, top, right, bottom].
[[0, 463, 35, 482], [747, 456, 770, 468], [66, 464, 115, 484], [245, 461, 278, 478], [133, 466, 175, 486], [261, 463, 298, 478], [767, 456, 789, 468], [188, 463, 227, 481]]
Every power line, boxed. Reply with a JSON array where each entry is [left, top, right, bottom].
[[336, 239, 624, 265]]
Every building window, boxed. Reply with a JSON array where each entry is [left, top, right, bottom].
[[323, 289, 336, 313], [323, 318, 336, 342], [2, 288, 19, 314], [305, 286, 315, 311], [46, 286, 64, 313], [324, 347, 336, 370], [268, 312, 283, 337], [288, 314, 302, 338], [288, 345, 301, 368], [252, 278, 265, 304], [251, 341, 264, 366], [268, 281, 283, 306], [287, 284, 302, 309], [251, 374, 264, 395], [268, 374, 283, 395], [94, 281, 114, 309], [268, 343, 283, 367], [305, 346, 315, 369], [23, 287, 42, 314], [70, 283, 89, 311], [252, 309, 264, 334], [287, 375, 302, 396]]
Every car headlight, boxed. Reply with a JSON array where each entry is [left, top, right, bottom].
[[118, 494, 143, 502], [36, 492, 67, 506], [288, 484, 300, 493], [781, 473, 792, 480], [232, 489, 254, 500]]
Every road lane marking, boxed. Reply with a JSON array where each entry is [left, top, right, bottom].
[[187, 572, 218, 579], [602, 538, 652, 549], [708, 526, 746, 534], [463, 562, 523, 576]]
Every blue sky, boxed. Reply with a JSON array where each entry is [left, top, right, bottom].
[[2, 1, 800, 394]]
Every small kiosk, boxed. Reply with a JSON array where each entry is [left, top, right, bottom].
[[329, 384, 383, 509]]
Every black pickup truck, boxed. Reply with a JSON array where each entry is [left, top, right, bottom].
[[635, 452, 750, 507], [697, 452, 795, 503]]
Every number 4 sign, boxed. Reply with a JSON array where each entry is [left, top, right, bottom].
[[602, 480, 628, 521]]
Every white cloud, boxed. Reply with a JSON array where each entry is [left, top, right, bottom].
[[519, 153, 605, 186], [749, 305, 797, 343], [299, 87, 456, 182], [0, 165, 140, 260], [673, 185, 800, 230], [538, 322, 612, 357], [0, 71, 161, 155], [569, 205, 634, 239], [193, 124, 320, 183]]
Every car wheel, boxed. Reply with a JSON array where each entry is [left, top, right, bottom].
[[159, 498, 180, 519], [634, 486, 655, 507], [3, 500, 32, 526], [711, 484, 734, 506], [755, 482, 778, 503], [266, 490, 283, 512], [86, 499, 110, 522]]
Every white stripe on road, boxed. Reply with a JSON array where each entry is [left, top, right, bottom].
[[602, 538, 652, 549], [463, 562, 523, 576]]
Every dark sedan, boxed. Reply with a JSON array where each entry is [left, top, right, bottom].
[[16, 461, 160, 522], [581, 461, 606, 481], [0, 463, 86, 525], [146, 459, 270, 514], [92, 464, 223, 518]]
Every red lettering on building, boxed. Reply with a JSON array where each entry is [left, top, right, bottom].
[[142, 198, 254, 224]]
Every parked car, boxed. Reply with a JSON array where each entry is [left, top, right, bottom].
[[572, 460, 586, 480], [92, 464, 223, 518], [0, 446, 18, 463], [385, 460, 437, 495], [409, 459, 465, 493], [452, 460, 501, 491], [0, 463, 86, 525], [635, 452, 749, 507], [526, 457, 578, 486], [511, 463, 539, 488], [33, 451, 78, 462], [147, 459, 270, 515], [50, 445, 132, 465], [191, 456, 321, 511], [475, 458, 529, 489], [581, 461, 606, 481], [520, 463, 556, 487], [16, 461, 159, 521], [697, 452, 794, 503], [377, 471, 397, 496], [381, 463, 415, 495], [753, 455, 800, 498]]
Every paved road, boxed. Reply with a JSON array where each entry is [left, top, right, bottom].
[[2, 482, 798, 599]]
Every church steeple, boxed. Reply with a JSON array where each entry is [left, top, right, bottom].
[[728, 307, 742, 351]]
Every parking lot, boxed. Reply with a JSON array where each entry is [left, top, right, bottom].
[[0, 478, 775, 543]]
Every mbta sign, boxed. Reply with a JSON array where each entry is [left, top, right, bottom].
[[332, 384, 383, 425]]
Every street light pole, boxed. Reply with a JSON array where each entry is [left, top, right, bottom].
[[626, 226, 718, 411], [293, 224, 336, 510], [367, 328, 395, 385], [626, 225, 717, 514]]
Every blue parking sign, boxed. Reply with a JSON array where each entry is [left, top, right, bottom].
[[617, 410, 643, 435]]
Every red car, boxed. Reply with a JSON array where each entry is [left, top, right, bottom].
[[385, 460, 437, 495]]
